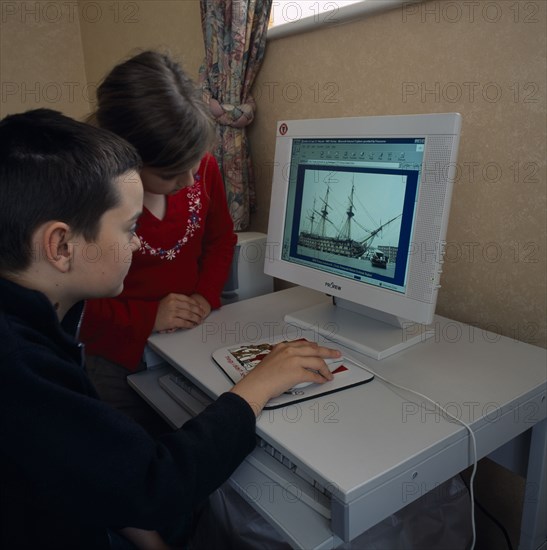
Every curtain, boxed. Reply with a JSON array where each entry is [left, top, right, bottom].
[[199, 0, 273, 230]]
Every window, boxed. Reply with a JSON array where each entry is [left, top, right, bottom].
[[268, 0, 412, 39]]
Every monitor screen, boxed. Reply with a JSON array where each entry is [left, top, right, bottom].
[[265, 114, 462, 359]]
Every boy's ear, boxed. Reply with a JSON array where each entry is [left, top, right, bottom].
[[42, 221, 75, 273]]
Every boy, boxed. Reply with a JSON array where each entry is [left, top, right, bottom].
[[0, 109, 337, 549]]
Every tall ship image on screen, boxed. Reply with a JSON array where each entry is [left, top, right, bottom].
[[298, 180, 401, 264]]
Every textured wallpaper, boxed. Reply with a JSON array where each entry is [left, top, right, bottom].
[[1, 0, 89, 118], [77, 0, 204, 109]]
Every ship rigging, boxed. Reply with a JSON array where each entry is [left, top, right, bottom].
[[298, 182, 401, 259]]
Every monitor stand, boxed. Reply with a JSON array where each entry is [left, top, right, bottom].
[[284, 297, 434, 360]]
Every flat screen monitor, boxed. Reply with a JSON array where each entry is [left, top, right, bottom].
[[264, 113, 462, 360]]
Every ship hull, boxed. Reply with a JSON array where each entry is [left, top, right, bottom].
[[299, 232, 366, 258]]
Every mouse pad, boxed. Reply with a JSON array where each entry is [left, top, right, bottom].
[[212, 333, 374, 409]]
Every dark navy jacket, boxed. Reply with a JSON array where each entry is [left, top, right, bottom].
[[0, 278, 255, 549]]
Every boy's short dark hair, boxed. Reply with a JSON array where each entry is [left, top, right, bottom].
[[0, 108, 141, 274]]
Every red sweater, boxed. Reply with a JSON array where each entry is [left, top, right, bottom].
[[80, 154, 236, 371]]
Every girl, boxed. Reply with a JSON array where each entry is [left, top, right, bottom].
[[80, 51, 237, 435]]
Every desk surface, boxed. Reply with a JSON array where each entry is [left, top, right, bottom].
[[148, 287, 547, 541]]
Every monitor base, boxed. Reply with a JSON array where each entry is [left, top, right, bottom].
[[284, 299, 433, 360]]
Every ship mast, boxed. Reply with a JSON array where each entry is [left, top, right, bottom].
[[339, 182, 356, 240], [305, 198, 317, 234], [317, 186, 331, 237]]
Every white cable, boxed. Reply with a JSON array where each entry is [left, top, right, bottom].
[[351, 359, 478, 550]]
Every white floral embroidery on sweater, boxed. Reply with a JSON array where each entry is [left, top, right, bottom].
[[138, 176, 202, 260]]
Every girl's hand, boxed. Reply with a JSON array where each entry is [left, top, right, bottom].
[[189, 293, 212, 319], [153, 293, 207, 332], [229, 340, 340, 416]]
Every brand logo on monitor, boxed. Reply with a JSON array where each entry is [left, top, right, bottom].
[[325, 281, 341, 291]]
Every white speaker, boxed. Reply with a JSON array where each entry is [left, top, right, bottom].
[[221, 232, 273, 305]]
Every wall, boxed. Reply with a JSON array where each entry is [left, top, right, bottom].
[[248, 0, 546, 350], [77, 0, 204, 110], [0, 1, 203, 120], [0, 0, 89, 118]]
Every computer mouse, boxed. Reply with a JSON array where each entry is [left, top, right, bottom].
[[291, 357, 345, 390], [324, 355, 344, 366], [291, 381, 314, 390]]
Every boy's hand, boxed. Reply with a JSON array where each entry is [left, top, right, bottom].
[[229, 340, 340, 416], [154, 293, 207, 332]]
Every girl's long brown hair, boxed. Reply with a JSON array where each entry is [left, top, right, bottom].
[[93, 50, 215, 172]]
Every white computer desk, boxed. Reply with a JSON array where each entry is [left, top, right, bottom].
[[131, 287, 547, 550]]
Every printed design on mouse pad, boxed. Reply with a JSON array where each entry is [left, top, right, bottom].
[[332, 365, 348, 374], [212, 333, 374, 409]]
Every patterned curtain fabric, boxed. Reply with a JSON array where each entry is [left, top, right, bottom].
[[199, 0, 273, 230]]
